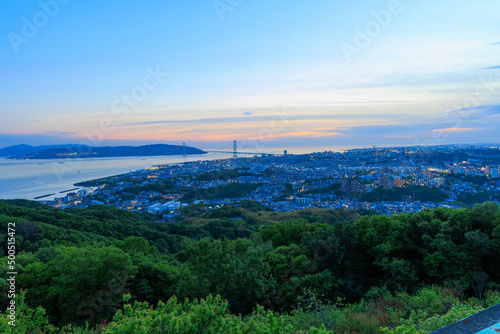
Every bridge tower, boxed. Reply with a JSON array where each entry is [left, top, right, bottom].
[[233, 140, 237, 158], [183, 142, 186, 157]]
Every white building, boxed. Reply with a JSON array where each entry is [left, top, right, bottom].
[[490, 168, 499, 178], [147, 201, 182, 214], [295, 197, 312, 205]]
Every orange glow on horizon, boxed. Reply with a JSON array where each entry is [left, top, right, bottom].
[[432, 127, 485, 133]]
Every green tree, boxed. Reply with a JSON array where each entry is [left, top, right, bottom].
[[103, 294, 334, 334], [175, 238, 275, 313], [19, 245, 137, 326], [259, 219, 308, 247]]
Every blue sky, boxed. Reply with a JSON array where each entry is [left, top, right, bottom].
[[0, 0, 499, 150]]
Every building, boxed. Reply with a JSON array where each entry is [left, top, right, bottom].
[[78, 188, 93, 197], [295, 197, 312, 205], [379, 174, 396, 188], [341, 175, 365, 193], [466, 168, 479, 176], [422, 168, 432, 178], [341, 175, 352, 192], [350, 178, 366, 193], [394, 177, 403, 188], [147, 201, 182, 214]]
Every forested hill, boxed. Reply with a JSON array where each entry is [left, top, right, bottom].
[[1, 200, 499, 333], [2, 143, 206, 159]]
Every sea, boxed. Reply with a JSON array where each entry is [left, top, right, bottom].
[[0, 145, 365, 201]]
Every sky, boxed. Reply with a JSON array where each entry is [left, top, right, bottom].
[[0, 0, 499, 151]]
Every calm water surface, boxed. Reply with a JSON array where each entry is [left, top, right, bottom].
[[0, 154, 231, 200]]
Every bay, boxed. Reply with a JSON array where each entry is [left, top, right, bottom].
[[0, 153, 232, 201]]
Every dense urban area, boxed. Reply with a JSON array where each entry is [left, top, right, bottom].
[[45, 144, 500, 220]]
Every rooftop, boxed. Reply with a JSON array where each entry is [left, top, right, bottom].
[[430, 304, 500, 334]]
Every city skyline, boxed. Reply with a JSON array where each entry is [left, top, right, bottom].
[[1, 0, 499, 149]]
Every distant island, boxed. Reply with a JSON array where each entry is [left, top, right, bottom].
[[0, 144, 206, 159]]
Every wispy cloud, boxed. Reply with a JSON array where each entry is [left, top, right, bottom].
[[424, 105, 500, 123], [42, 130, 77, 136], [123, 116, 263, 126], [335, 120, 494, 139], [489, 42, 500, 45], [482, 65, 500, 70]]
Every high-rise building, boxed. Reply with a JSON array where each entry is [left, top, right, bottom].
[[379, 174, 396, 188], [341, 175, 351, 193], [395, 177, 403, 188], [490, 168, 499, 178], [422, 168, 432, 178], [351, 178, 366, 193], [342, 175, 365, 193]]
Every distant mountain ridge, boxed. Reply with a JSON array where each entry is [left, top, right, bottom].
[[0, 144, 206, 159], [0, 144, 74, 158]]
